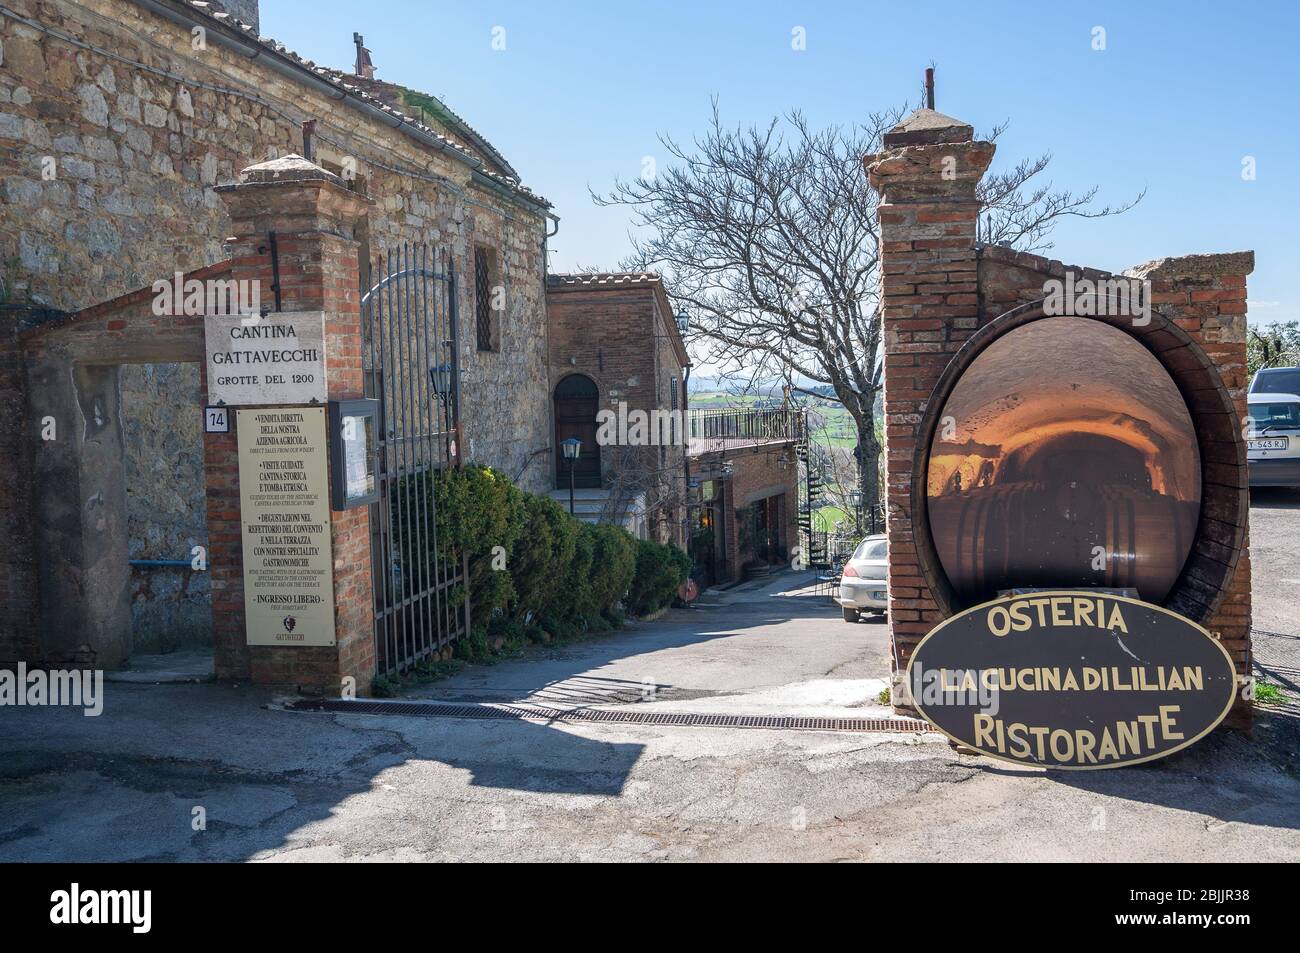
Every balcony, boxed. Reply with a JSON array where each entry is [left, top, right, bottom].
[[686, 407, 805, 457]]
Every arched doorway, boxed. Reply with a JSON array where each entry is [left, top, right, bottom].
[[554, 374, 602, 488]]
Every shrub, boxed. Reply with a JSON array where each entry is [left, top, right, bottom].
[[508, 492, 577, 623], [585, 523, 638, 617], [425, 464, 687, 654], [560, 518, 597, 621], [626, 539, 691, 616], [427, 465, 522, 622]]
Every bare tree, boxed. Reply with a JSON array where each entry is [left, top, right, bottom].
[[599, 444, 688, 544], [595, 101, 1140, 513]]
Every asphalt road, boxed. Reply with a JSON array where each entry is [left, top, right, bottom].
[[2, 563, 1298, 862], [1247, 487, 1300, 639], [1247, 488, 1300, 732]]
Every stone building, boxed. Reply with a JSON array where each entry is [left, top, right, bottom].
[[544, 272, 691, 544], [1, 0, 554, 486], [0, 0, 555, 670]]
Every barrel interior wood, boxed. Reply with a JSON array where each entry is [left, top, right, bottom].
[[913, 302, 1246, 622]]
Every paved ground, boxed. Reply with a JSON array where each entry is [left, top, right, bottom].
[[2, 552, 1298, 862], [1248, 487, 1300, 698], [404, 576, 893, 716]]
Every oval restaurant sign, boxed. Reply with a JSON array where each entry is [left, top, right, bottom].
[[906, 591, 1237, 770]]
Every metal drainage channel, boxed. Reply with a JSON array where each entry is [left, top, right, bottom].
[[289, 699, 936, 733]]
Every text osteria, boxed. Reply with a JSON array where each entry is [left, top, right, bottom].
[[967, 595, 1211, 765]]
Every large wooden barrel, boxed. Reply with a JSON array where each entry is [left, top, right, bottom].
[[928, 481, 1197, 604], [1095, 485, 1198, 601]]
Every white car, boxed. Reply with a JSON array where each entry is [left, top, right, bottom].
[[1249, 366, 1300, 398], [838, 534, 888, 623], [1247, 391, 1300, 488]]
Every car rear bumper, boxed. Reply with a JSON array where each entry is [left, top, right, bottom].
[[1248, 457, 1300, 487], [838, 577, 888, 610]]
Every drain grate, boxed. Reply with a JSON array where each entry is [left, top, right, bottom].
[[288, 698, 936, 733]]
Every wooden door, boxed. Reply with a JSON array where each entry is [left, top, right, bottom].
[[554, 375, 602, 488]]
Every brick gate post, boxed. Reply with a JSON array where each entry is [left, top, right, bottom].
[[210, 155, 376, 693], [864, 112, 995, 710]]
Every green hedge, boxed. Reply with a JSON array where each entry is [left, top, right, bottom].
[[409, 465, 688, 650], [626, 538, 692, 617]]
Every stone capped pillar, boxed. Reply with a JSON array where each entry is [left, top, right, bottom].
[[864, 111, 995, 708], [210, 155, 376, 693]]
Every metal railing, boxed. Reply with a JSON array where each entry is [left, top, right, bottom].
[[687, 407, 805, 451]]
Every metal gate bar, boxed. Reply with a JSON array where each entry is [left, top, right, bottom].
[[363, 244, 467, 675]]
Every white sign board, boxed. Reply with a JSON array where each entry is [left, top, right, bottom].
[[205, 311, 327, 406], [237, 407, 336, 647]]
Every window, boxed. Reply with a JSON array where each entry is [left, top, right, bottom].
[[1249, 400, 1300, 431], [474, 245, 500, 352], [1252, 367, 1300, 397], [669, 375, 678, 410], [854, 538, 888, 560]]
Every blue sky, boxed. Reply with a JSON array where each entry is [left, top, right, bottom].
[[265, 0, 1299, 326]]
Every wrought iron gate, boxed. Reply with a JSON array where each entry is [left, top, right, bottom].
[[362, 245, 468, 675]]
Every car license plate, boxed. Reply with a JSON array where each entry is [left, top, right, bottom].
[[1248, 437, 1288, 451], [871, 591, 886, 600]]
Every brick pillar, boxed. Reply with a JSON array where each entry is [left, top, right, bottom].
[[210, 155, 376, 693], [864, 111, 995, 708], [1127, 252, 1255, 728]]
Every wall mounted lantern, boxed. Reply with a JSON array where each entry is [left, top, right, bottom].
[[429, 363, 453, 403]]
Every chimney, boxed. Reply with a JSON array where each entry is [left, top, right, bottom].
[[353, 33, 375, 79]]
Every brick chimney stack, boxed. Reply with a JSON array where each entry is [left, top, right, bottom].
[[864, 110, 995, 706]]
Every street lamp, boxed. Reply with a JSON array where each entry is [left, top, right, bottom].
[[560, 437, 582, 516], [675, 308, 689, 335], [849, 489, 863, 534]]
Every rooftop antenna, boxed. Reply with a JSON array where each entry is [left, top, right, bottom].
[[924, 67, 935, 109]]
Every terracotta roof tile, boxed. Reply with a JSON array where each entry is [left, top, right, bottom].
[[546, 272, 661, 287]]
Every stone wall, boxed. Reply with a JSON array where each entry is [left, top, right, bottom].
[[0, 306, 39, 664], [0, 0, 552, 493], [119, 361, 210, 651], [17, 261, 211, 669]]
